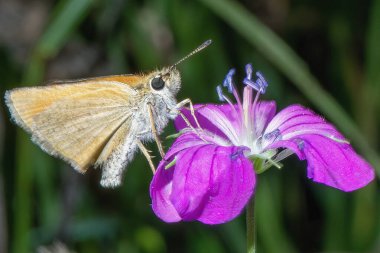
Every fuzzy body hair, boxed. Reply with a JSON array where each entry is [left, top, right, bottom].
[[98, 77, 180, 187]]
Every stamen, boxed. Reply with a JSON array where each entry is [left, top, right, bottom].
[[263, 158, 283, 170], [230, 147, 244, 160], [248, 152, 283, 172], [220, 68, 244, 130], [222, 94, 235, 109], [249, 88, 261, 140], [227, 70, 243, 125], [243, 65, 269, 94], [263, 129, 281, 142], [296, 139, 305, 150], [223, 69, 236, 93], [243, 79, 258, 91], [243, 86, 253, 133], [273, 149, 294, 163], [216, 85, 225, 102], [245, 64, 253, 80], [256, 72, 268, 93]]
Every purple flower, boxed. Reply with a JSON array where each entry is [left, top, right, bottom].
[[150, 64, 375, 224]]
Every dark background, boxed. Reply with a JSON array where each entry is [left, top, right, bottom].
[[0, 0, 379, 252]]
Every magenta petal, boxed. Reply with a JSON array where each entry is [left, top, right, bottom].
[[174, 104, 208, 131], [253, 101, 277, 136], [174, 104, 241, 143], [301, 135, 375, 191], [265, 104, 343, 140], [150, 161, 181, 222], [151, 143, 255, 224], [165, 132, 207, 161], [269, 137, 374, 191], [269, 137, 375, 191], [175, 101, 278, 144], [268, 140, 305, 160], [170, 145, 255, 224], [265, 105, 375, 191], [165, 130, 230, 161]]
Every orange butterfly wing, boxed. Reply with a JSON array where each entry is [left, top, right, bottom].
[[5, 75, 142, 172]]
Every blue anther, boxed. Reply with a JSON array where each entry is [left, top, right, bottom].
[[243, 68, 269, 94], [230, 147, 245, 160], [263, 129, 281, 142], [243, 78, 261, 92], [296, 139, 305, 150], [223, 68, 236, 93], [245, 64, 253, 80], [256, 71, 268, 93], [216, 85, 225, 102]]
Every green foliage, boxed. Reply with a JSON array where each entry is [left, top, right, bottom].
[[0, 0, 379, 252]]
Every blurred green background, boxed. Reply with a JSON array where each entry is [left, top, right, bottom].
[[0, 0, 379, 252]]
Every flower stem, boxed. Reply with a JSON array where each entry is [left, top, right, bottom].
[[246, 196, 256, 253]]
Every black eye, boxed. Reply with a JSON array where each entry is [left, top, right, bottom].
[[151, 76, 165, 90]]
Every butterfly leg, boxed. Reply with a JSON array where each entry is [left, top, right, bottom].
[[136, 140, 156, 174], [178, 112, 197, 132], [176, 111, 208, 143], [176, 98, 202, 129], [148, 103, 165, 158], [174, 99, 207, 142]]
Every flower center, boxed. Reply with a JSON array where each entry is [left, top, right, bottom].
[[216, 64, 278, 157]]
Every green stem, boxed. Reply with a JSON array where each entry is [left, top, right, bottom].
[[246, 196, 256, 253]]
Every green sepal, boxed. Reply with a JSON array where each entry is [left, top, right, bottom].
[[166, 133, 182, 139], [165, 158, 177, 170]]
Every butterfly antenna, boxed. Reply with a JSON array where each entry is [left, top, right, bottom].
[[170, 39, 212, 70]]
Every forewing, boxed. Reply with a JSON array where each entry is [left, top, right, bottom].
[[5, 79, 137, 172]]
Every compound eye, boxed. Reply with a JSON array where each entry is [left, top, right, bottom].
[[150, 76, 165, 90]]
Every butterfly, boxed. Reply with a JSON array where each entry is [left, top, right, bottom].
[[5, 40, 211, 187]]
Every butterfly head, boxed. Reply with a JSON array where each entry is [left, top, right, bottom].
[[147, 67, 181, 96], [146, 40, 212, 97]]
